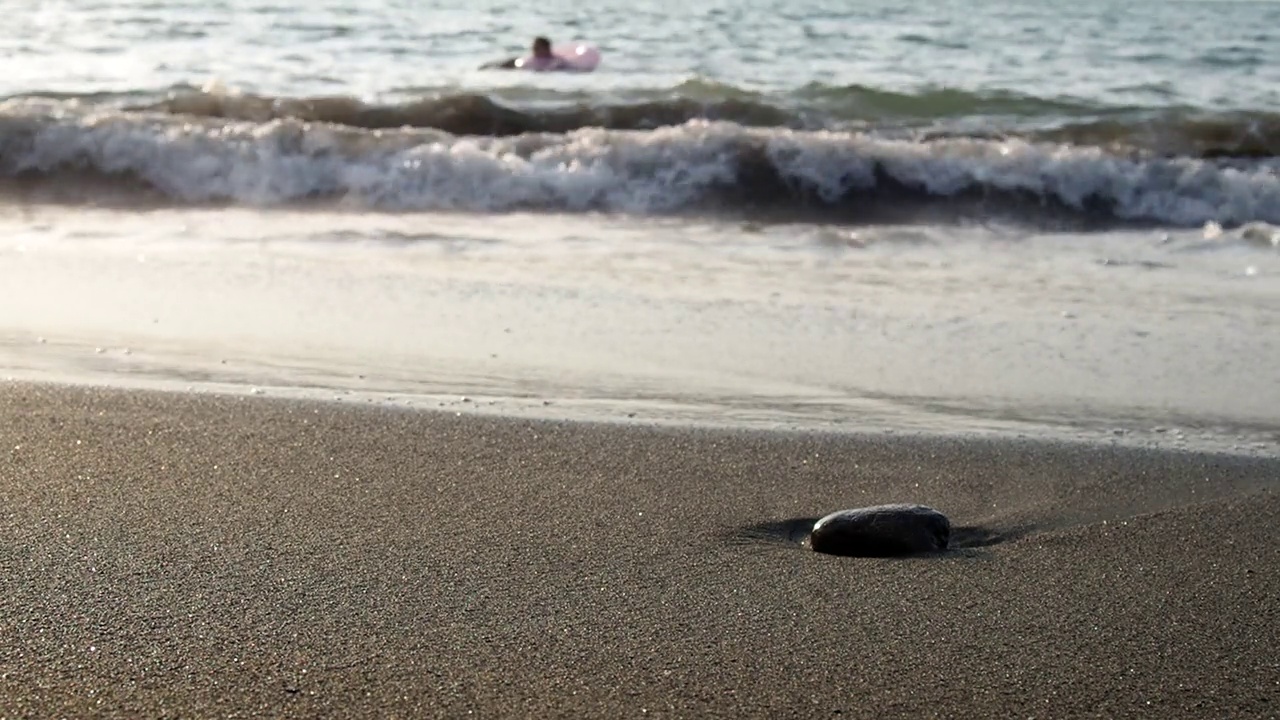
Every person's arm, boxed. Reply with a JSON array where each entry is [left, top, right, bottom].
[[479, 57, 517, 70]]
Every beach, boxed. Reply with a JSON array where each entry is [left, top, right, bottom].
[[3, 0, 1280, 715], [3, 382, 1278, 718]]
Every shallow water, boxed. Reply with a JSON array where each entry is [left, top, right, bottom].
[[0, 0, 1277, 452], [1, 206, 1276, 454]]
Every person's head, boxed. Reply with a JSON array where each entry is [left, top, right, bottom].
[[532, 37, 552, 58]]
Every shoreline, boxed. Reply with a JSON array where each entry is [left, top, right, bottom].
[[6, 370, 1278, 460], [4, 381, 1279, 717], [3, 212, 1277, 459]]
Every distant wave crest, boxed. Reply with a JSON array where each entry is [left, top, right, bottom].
[[106, 83, 1280, 160], [8, 82, 1280, 160], [127, 81, 1110, 133]]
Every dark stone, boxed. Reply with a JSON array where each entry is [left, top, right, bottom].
[[809, 504, 950, 557]]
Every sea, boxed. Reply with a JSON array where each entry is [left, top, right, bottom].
[[1, 0, 1278, 453]]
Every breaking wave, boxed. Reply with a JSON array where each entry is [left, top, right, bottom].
[[1, 97, 1277, 227]]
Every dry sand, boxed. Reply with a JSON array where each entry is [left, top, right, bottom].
[[2, 382, 1279, 718]]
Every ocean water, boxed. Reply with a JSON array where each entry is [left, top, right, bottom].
[[1, 0, 1278, 451]]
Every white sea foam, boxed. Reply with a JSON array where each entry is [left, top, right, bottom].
[[1, 99, 1278, 226]]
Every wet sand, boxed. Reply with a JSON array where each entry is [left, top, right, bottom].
[[2, 382, 1278, 718]]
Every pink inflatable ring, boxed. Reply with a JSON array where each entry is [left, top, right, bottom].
[[513, 44, 602, 73]]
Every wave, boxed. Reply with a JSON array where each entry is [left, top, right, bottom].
[[114, 81, 1123, 140], [127, 83, 802, 136], [1027, 113, 1280, 160], [125, 80, 1114, 131], [10, 83, 1280, 160], [0, 98, 1277, 227], [790, 82, 1111, 122]]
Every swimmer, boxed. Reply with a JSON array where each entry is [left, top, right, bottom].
[[480, 36, 570, 71]]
